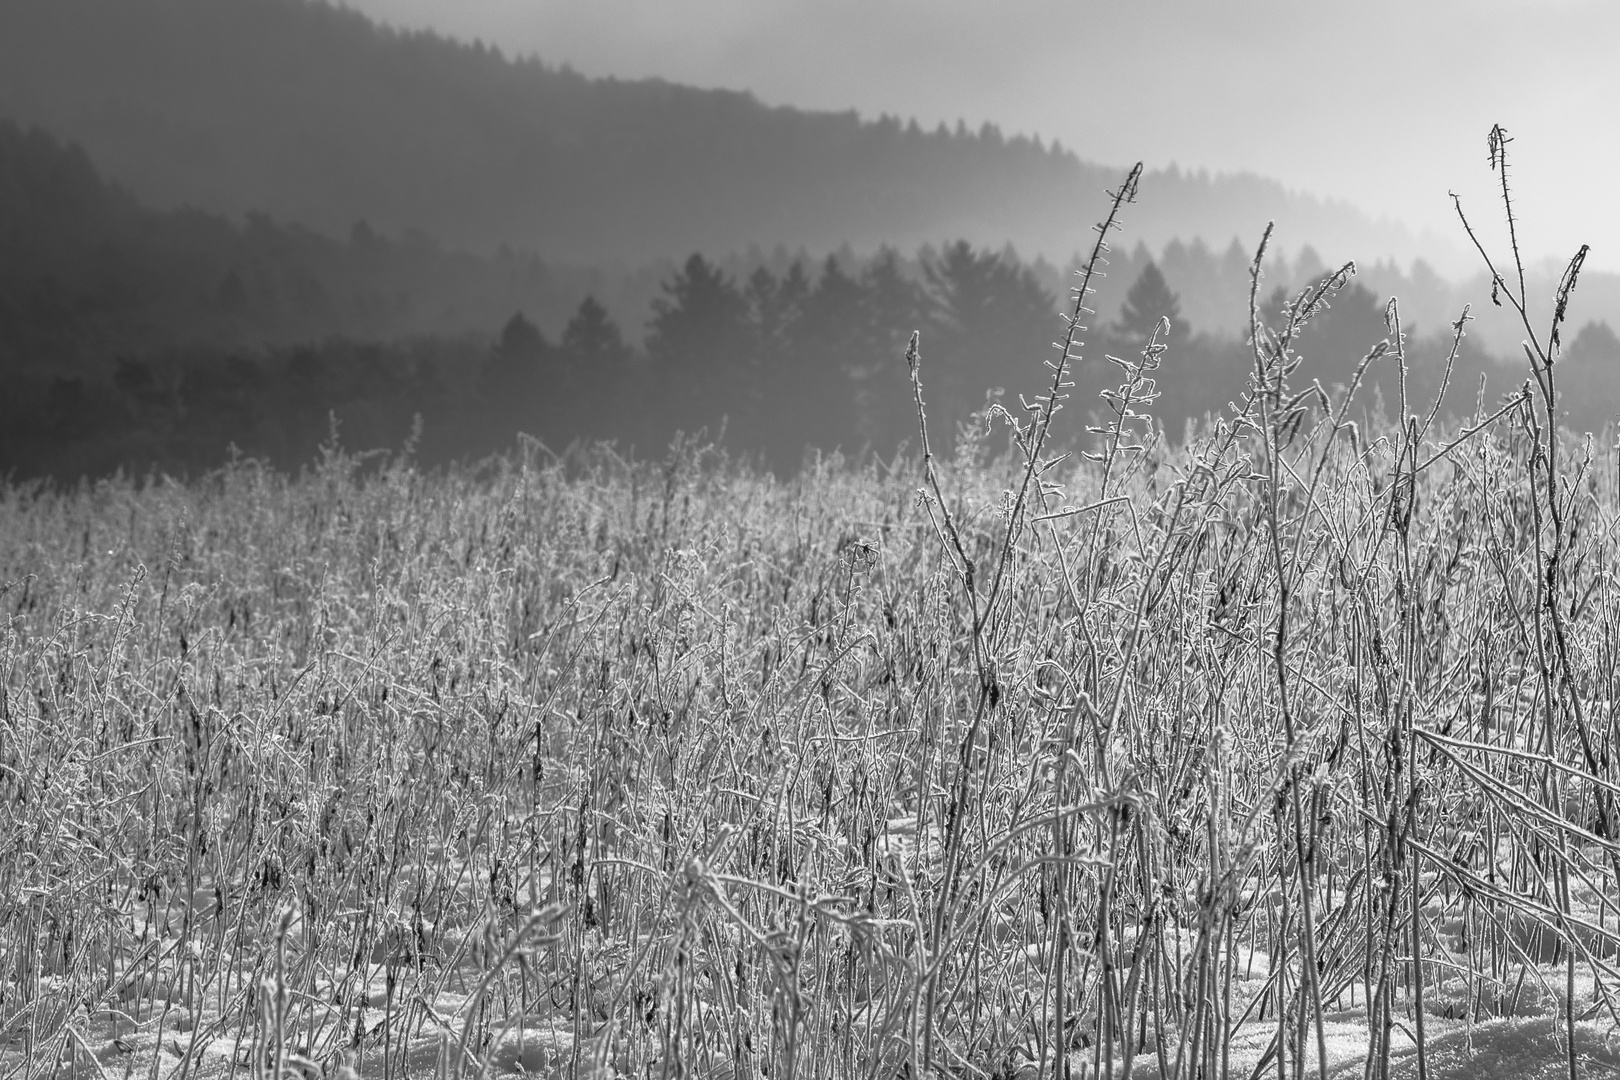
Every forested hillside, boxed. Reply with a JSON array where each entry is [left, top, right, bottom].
[[3, 99, 1615, 483], [8, 117, 1620, 483], [6, 1, 1620, 1073], [0, 120, 678, 374], [0, 0, 1435, 264]]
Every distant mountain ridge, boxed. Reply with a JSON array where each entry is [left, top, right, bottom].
[[0, 118, 672, 372], [0, 0, 1446, 267]]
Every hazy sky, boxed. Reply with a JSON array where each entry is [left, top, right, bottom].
[[342, 0, 1617, 272]]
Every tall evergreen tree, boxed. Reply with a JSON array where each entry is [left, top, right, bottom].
[[743, 262, 810, 460], [855, 247, 928, 452], [1117, 261, 1181, 343], [496, 311, 547, 362], [485, 311, 550, 403], [924, 241, 1056, 434], [1564, 320, 1620, 364], [1553, 320, 1620, 433], [562, 296, 631, 375], [558, 295, 634, 439], [798, 256, 865, 364], [646, 253, 751, 438], [747, 263, 808, 362], [480, 311, 554, 436], [759, 256, 864, 466]]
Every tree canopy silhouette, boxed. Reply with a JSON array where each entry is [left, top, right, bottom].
[[562, 296, 632, 374], [647, 254, 753, 435], [924, 241, 1057, 428], [1118, 261, 1181, 342]]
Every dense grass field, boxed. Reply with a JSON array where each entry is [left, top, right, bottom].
[[6, 154, 1620, 1080]]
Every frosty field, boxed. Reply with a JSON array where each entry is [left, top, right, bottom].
[[5, 155, 1620, 1080]]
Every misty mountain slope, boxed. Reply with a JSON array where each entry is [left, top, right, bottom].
[[0, 0, 1432, 264], [0, 118, 671, 371]]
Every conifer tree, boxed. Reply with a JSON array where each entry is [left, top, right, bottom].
[[646, 253, 751, 436], [854, 248, 928, 451], [1118, 261, 1181, 342], [496, 311, 547, 363], [924, 241, 1055, 430], [561, 295, 630, 373], [558, 295, 633, 438]]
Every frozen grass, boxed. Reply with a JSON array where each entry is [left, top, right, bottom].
[[3, 132, 1619, 1080]]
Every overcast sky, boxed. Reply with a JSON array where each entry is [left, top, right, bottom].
[[341, 0, 1617, 272]]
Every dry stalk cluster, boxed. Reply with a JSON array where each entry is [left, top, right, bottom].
[[2, 129, 1619, 1080]]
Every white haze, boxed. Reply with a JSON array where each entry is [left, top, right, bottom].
[[342, 0, 1618, 276]]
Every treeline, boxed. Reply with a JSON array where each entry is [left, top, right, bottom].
[[12, 238, 1583, 481], [0, 119, 671, 373], [1, 0, 1433, 264], [9, 117, 1620, 481]]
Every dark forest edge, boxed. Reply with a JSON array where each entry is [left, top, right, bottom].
[[12, 230, 1620, 483], [6, 118, 1620, 482]]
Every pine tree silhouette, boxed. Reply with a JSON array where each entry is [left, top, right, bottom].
[[924, 241, 1055, 430], [484, 311, 552, 431], [561, 296, 630, 372], [646, 253, 751, 435], [1566, 320, 1620, 364], [853, 248, 928, 452], [557, 295, 633, 439], [496, 312, 547, 363], [1118, 261, 1180, 342]]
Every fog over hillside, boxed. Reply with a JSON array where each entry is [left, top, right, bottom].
[[0, 0, 1441, 269], [7, 5, 1620, 1077], [4, 0, 1620, 483]]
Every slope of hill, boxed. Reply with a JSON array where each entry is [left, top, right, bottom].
[[0, 119, 681, 373], [0, 0, 1443, 266]]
